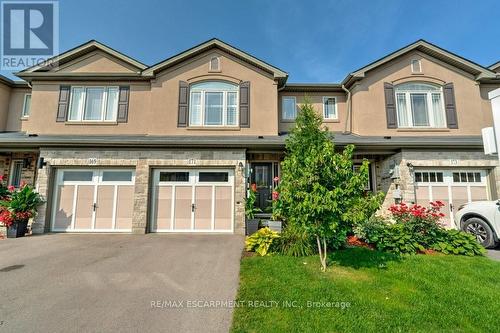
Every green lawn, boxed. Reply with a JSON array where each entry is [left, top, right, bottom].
[[231, 248, 500, 333]]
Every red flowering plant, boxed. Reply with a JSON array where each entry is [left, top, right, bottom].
[[0, 183, 44, 228], [388, 201, 446, 247], [245, 183, 262, 219], [271, 176, 283, 221]]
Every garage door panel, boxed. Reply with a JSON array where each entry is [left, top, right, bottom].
[[214, 186, 232, 231], [115, 185, 134, 230], [52, 169, 135, 232], [74, 185, 94, 230], [53, 185, 75, 230], [415, 169, 488, 229], [95, 185, 114, 230], [415, 185, 430, 206], [174, 186, 192, 230], [194, 186, 212, 230], [153, 185, 172, 231], [431, 187, 451, 226], [470, 186, 488, 201], [152, 169, 234, 233]]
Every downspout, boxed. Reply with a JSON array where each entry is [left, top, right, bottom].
[[341, 84, 352, 134]]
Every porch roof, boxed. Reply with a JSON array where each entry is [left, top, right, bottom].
[[0, 132, 484, 150]]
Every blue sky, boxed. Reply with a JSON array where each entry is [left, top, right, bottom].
[[3, 0, 500, 82]]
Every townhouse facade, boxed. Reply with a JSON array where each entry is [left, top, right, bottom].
[[0, 38, 499, 235]]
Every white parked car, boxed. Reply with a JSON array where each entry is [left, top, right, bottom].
[[455, 201, 500, 248]]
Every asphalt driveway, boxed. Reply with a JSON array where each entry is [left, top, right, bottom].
[[0, 234, 244, 333], [487, 246, 500, 261]]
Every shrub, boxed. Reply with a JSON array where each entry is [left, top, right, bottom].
[[431, 229, 485, 256], [389, 201, 445, 248], [373, 223, 425, 255], [355, 202, 484, 256], [245, 227, 280, 256], [353, 215, 387, 243], [274, 224, 315, 257]]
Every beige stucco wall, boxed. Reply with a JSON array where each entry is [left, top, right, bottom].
[[278, 92, 347, 133], [51, 50, 139, 73], [22, 49, 279, 136], [0, 82, 11, 131], [5, 87, 31, 132], [351, 50, 495, 136]]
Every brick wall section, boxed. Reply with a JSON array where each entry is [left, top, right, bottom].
[[32, 149, 246, 235], [0, 152, 38, 186], [375, 149, 500, 213]]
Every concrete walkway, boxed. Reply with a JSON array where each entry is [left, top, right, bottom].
[[0, 234, 244, 333]]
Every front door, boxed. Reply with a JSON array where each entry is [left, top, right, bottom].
[[251, 163, 272, 212]]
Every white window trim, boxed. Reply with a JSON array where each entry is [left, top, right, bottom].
[[9, 159, 24, 188], [395, 85, 446, 128], [322, 96, 338, 120], [189, 86, 239, 127], [67, 86, 119, 122], [282, 96, 297, 120], [21, 93, 31, 118], [411, 59, 422, 73]]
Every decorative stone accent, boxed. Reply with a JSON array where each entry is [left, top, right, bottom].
[[33, 149, 246, 235]]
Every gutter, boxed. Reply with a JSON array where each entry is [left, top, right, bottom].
[[341, 85, 352, 134]]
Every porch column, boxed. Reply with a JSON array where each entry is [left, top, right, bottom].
[[32, 164, 51, 234], [131, 159, 149, 234]]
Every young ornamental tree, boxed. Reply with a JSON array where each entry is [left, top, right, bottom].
[[275, 99, 377, 271]]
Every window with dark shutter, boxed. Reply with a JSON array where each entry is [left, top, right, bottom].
[[56, 85, 70, 122], [116, 86, 130, 123], [443, 83, 458, 129], [384, 82, 397, 128], [178, 81, 189, 127], [239, 81, 250, 128]]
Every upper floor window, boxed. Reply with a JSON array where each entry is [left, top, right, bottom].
[[322, 97, 337, 120], [22, 94, 31, 118], [282, 96, 297, 120], [395, 83, 446, 128], [68, 86, 119, 122], [411, 59, 422, 73], [209, 56, 220, 71], [189, 81, 238, 126]]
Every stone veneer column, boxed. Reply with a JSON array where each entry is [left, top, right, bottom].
[[132, 159, 149, 234], [233, 161, 246, 235], [32, 165, 51, 234]]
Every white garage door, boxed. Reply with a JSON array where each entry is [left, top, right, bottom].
[[151, 169, 234, 233], [51, 169, 135, 232], [415, 170, 489, 227]]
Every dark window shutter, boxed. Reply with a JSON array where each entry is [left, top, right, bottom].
[[443, 83, 458, 129], [56, 85, 70, 122], [117, 86, 130, 123], [239, 81, 250, 128], [384, 82, 397, 128], [178, 81, 189, 127]]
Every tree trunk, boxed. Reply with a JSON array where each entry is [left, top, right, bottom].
[[316, 235, 327, 272]]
